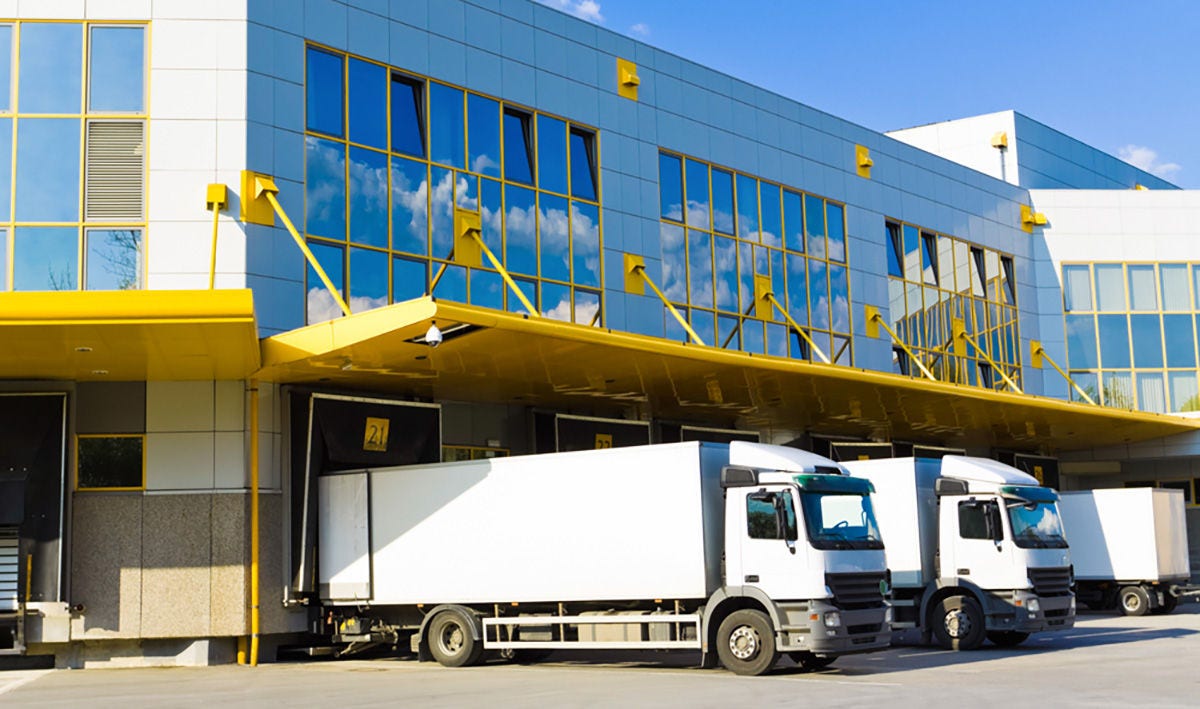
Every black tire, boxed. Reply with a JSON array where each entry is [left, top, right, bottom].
[[986, 631, 1030, 647], [930, 596, 985, 650], [1150, 592, 1178, 615], [716, 609, 779, 676], [499, 648, 553, 664], [788, 651, 836, 671], [1119, 586, 1151, 617], [427, 611, 483, 667]]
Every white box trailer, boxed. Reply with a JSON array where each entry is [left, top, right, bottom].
[[1058, 488, 1196, 615], [316, 441, 891, 675]]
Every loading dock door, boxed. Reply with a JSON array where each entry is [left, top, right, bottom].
[[553, 414, 650, 452]]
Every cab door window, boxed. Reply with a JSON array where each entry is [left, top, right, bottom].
[[958, 500, 1002, 540], [747, 490, 798, 540]]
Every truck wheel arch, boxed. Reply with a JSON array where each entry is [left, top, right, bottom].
[[416, 604, 483, 661], [702, 587, 783, 664], [921, 584, 984, 631]]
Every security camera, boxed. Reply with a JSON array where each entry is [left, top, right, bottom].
[[425, 323, 443, 348]]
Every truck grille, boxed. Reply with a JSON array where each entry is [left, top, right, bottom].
[[1028, 566, 1072, 597], [825, 572, 886, 609]]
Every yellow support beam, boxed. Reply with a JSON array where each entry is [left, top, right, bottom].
[[1031, 340, 1096, 405], [623, 254, 706, 346], [454, 208, 538, 317], [864, 305, 937, 382], [249, 380, 261, 666], [755, 275, 830, 364], [953, 317, 1022, 393], [206, 184, 228, 291]]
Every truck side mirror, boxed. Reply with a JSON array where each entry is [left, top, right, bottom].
[[987, 504, 1004, 543]]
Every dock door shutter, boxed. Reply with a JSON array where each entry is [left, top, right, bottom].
[[552, 414, 651, 452], [1011, 454, 1060, 490]]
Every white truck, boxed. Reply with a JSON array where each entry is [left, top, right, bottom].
[[1058, 488, 1197, 616], [315, 441, 891, 675], [843, 456, 1075, 649]]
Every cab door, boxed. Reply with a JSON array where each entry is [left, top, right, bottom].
[[738, 486, 808, 600], [945, 496, 1015, 589]]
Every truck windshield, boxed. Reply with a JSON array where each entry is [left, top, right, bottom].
[[798, 492, 883, 550], [1007, 501, 1068, 549]]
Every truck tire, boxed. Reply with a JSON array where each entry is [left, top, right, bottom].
[[931, 596, 985, 650], [1118, 586, 1151, 617], [788, 651, 836, 671], [428, 610, 483, 667], [716, 609, 779, 676], [986, 631, 1029, 647], [1150, 592, 1178, 615]]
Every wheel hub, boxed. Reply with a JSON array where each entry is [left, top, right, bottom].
[[440, 625, 464, 654], [944, 610, 973, 638], [728, 625, 759, 660]]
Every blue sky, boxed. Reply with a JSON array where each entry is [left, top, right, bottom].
[[539, 1, 1200, 188]]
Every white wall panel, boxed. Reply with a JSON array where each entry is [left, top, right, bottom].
[[146, 431, 215, 489], [146, 381, 214, 432]]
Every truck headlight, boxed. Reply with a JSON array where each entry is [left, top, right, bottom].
[[884, 606, 895, 624], [823, 611, 841, 628], [1069, 596, 1076, 613], [1026, 598, 1040, 613]]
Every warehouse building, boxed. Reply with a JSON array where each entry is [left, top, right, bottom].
[[0, 0, 1197, 666]]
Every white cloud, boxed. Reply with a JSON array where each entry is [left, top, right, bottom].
[[630, 22, 650, 37], [1118, 144, 1182, 181], [539, 0, 604, 24]]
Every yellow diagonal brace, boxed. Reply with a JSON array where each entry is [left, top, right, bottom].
[[261, 189, 352, 318], [953, 321, 1022, 393], [467, 230, 538, 317], [1032, 341, 1096, 405], [632, 264, 706, 346], [206, 184, 227, 291], [865, 306, 936, 382], [764, 292, 830, 364]]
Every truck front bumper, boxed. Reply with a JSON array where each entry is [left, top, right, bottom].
[[776, 600, 890, 656], [984, 590, 1075, 633]]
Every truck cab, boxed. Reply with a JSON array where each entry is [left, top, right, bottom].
[[845, 456, 1074, 650], [712, 443, 891, 672]]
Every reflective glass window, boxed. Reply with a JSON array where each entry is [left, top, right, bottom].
[[348, 147, 387, 247], [1069, 371, 1098, 404], [539, 193, 570, 282], [16, 118, 80, 222], [429, 166, 454, 257], [953, 241, 971, 294], [1094, 264, 1125, 311], [829, 264, 849, 332], [712, 169, 734, 234], [786, 253, 808, 326], [304, 136, 346, 239], [784, 190, 803, 253], [504, 184, 537, 275], [348, 58, 386, 149], [14, 227, 76, 291], [392, 256, 426, 302], [687, 229, 713, 307], [571, 201, 600, 287], [19, 23, 81, 114], [0, 118, 9, 220], [1066, 315, 1098, 369], [920, 232, 937, 285], [305, 240, 344, 323], [454, 170, 477, 211], [660, 223, 686, 303], [436, 262, 467, 303], [429, 83, 464, 168], [742, 319, 765, 354], [737, 241, 754, 313], [510, 278, 536, 314], [1137, 372, 1166, 413], [759, 183, 781, 248], [390, 74, 425, 158], [1159, 264, 1189, 311], [1163, 314, 1195, 368], [503, 109, 534, 185], [659, 152, 682, 221], [1130, 314, 1163, 368], [690, 309, 715, 346], [1097, 314, 1131, 368], [736, 174, 758, 240], [685, 158, 709, 229], [575, 289, 601, 326], [713, 235, 738, 311], [940, 237, 957, 292], [569, 128, 596, 200], [809, 259, 829, 329], [1170, 371, 1200, 412], [885, 223, 902, 277], [470, 269, 504, 311], [769, 249, 785, 313], [467, 94, 500, 178], [536, 114, 567, 194], [89, 26, 144, 112], [306, 47, 343, 136], [1128, 265, 1158, 311], [0, 228, 6, 289], [390, 156, 428, 255], [902, 225, 920, 282], [826, 203, 845, 263], [541, 280, 571, 320], [85, 229, 141, 290], [969, 247, 986, 297], [1103, 371, 1133, 409], [1063, 264, 1091, 311], [766, 322, 788, 358], [479, 177, 502, 256], [805, 195, 826, 259], [717, 314, 738, 349], [1194, 266, 1200, 309], [0, 25, 10, 111], [349, 246, 388, 313]]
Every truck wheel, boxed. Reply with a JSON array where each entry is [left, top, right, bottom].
[[1118, 586, 1151, 617], [428, 611, 483, 667], [1150, 592, 1178, 615], [716, 609, 779, 676], [986, 631, 1029, 647], [788, 651, 836, 671], [931, 596, 985, 650]]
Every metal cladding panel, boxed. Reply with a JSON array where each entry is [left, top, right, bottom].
[[842, 458, 939, 588], [361, 441, 722, 605], [1059, 489, 1189, 581]]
